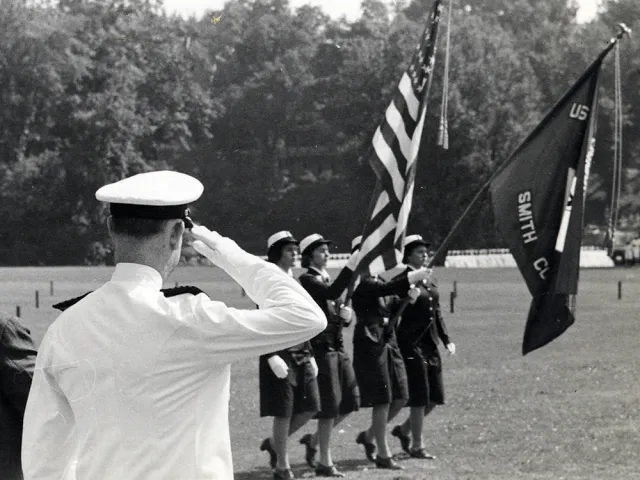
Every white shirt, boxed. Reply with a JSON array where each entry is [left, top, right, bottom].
[[22, 241, 326, 480]]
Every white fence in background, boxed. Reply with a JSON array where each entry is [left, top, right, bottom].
[[186, 246, 613, 268], [324, 246, 614, 269]]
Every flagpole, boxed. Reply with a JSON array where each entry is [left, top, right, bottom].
[[386, 24, 631, 330], [343, 0, 445, 305], [428, 24, 630, 267]]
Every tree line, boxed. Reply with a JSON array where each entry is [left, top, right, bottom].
[[0, 0, 638, 265]]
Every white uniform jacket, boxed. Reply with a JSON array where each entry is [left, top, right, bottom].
[[22, 239, 326, 480]]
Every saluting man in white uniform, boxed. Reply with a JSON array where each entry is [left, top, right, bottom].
[[21, 171, 327, 480]]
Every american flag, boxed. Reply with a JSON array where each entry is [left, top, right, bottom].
[[353, 0, 444, 276]]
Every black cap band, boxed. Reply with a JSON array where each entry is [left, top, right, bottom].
[[110, 203, 191, 221]]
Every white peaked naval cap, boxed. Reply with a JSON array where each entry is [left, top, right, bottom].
[[403, 234, 430, 248], [96, 171, 203, 224], [300, 233, 331, 256], [351, 235, 362, 252], [268, 231, 298, 249], [96, 171, 203, 206]]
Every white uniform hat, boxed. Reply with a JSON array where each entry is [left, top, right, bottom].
[[267, 231, 298, 250], [403, 234, 430, 249], [96, 171, 203, 227], [299, 233, 331, 256]]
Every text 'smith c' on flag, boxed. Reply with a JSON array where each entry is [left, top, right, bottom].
[[353, 0, 444, 277], [489, 34, 623, 355]]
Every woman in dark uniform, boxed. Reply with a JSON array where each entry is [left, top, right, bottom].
[[297, 233, 360, 478], [258, 231, 321, 480], [390, 235, 456, 460], [350, 236, 432, 470]]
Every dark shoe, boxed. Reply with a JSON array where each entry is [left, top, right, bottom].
[[260, 437, 277, 469], [409, 447, 436, 459], [391, 426, 411, 455], [355, 431, 377, 462], [315, 463, 345, 477], [299, 433, 317, 468], [274, 468, 295, 480], [375, 456, 403, 470]]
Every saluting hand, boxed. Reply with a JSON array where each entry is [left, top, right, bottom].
[[446, 343, 456, 355], [267, 355, 289, 379], [191, 225, 223, 251]]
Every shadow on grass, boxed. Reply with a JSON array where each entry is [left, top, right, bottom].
[[235, 458, 374, 480], [234, 466, 270, 480]]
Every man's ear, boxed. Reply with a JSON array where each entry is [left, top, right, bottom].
[[169, 220, 185, 250]]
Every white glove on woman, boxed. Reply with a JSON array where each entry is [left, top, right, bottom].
[[338, 305, 353, 324], [407, 285, 421, 304], [407, 267, 432, 285], [309, 357, 319, 378], [446, 343, 456, 355], [267, 355, 289, 379]]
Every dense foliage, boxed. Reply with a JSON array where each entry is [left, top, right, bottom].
[[0, 0, 638, 264]]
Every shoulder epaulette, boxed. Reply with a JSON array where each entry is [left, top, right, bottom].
[[52, 286, 207, 312], [161, 286, 207, 298], [52, 292, 93, 311]]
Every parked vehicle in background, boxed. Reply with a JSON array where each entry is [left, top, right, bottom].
[[582, 224, 639, 266], [609, 229, 640, 266]]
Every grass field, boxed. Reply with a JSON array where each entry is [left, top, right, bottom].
[[2, 266, 639, 479]]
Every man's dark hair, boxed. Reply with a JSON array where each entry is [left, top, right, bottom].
[[111, 217, 171, 238]]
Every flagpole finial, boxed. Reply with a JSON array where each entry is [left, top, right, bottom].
[[616, 23, 631, 39]]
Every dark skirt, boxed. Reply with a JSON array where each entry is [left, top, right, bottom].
[[314, 350, 360, 419], [400, 346, 445, 407], [353, 325, 409, 407], [259, 354, 321, 418]]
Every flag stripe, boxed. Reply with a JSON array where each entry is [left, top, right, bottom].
[[393, 87, 420, 139], [398, 73, 419, 121], [372, 128, 406, 202], [352, 0, 443, 278]]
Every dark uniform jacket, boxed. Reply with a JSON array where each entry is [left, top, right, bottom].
[[299, 266, 353, 352], [352, 274, 410, 344], [394, 267, 450, 358], [0, 313, 38, 480]]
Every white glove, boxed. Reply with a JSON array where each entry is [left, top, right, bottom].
[[408, 267, 432, 284], [338, 305, 353, 324], [446, 343, 456, 355], [192, 240, 216, 262], [345, 249, 360, 271], [191, 225, 243, 268], [309, 357, 319, 378], [267, 355, 289, 379], [191, 225, 223, 251], [407, 285, 421, 304]]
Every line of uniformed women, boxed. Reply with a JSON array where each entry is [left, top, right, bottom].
[[258, 231, 456, 480]]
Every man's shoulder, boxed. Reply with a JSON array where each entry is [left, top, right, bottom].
[[53, 285, 209, 313]]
